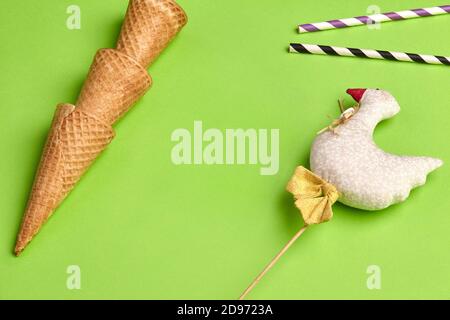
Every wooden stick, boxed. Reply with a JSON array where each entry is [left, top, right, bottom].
[[338, 99, 345, 113], [239, 225, 309, 300]]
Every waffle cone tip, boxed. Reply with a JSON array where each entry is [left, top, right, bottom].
[[14, 246, 24, 256], [15, 233, 31, 256], [15, 201, 56, 256]]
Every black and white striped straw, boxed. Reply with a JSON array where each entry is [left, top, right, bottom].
[[289, 43, 450, 66]]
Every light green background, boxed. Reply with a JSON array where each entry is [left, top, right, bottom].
[[0, 0, 449, 299]]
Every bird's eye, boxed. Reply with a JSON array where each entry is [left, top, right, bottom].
[[376, 88, 380, 91]]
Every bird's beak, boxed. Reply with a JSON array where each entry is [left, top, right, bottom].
[[346, 88, 367, 102]]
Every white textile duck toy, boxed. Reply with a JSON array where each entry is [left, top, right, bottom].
[[310, 88, 443, 211], [240, 88, 443, 300]]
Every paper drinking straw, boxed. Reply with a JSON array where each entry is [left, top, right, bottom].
[[289, 43, 450, 66], [298, 5, 450, 33]]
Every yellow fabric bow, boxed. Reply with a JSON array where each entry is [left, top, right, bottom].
[[286, 166, 339, 225]]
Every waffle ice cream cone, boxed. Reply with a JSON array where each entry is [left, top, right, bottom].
[[77, 49, 152, 125], [117, 0, 188, 68], [15, 104, 115, 254], [15, 0, 187, 255]]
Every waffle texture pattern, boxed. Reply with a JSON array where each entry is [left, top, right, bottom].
[[15, 0, 187, 255]]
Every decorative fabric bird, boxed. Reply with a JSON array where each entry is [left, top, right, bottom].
[[240, 88, 442, 299], [311, 88, 443, 211]]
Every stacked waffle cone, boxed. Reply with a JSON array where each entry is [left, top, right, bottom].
[[15, 0, 187, 255]]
